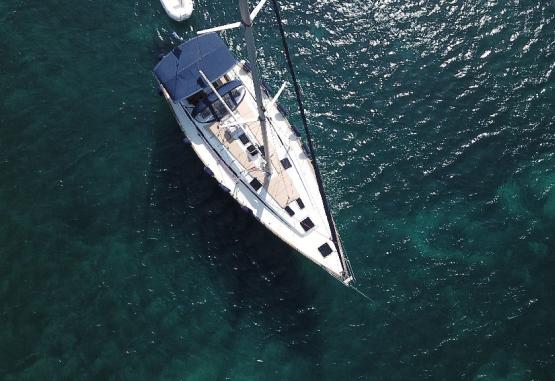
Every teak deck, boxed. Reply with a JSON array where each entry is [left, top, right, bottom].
[[206, 101, 299, 208]]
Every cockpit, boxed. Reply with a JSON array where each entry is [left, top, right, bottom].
[[189, 79, 246, 124]]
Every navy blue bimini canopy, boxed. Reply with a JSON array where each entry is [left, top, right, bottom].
[[154, 33, 238, 102]]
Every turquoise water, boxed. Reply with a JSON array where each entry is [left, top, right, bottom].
[[1, 0, 554, 379]]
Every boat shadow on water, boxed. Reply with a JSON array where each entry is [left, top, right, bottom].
[[145, 104, 326, 369]]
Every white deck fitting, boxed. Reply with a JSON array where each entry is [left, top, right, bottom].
[[159, 62, 351, 283], [160, 0, 193, 21]]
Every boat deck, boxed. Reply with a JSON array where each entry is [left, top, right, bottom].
[[206, 100, 299, 208], [155, 32, 353, 284]]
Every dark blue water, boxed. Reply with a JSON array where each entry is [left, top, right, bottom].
[[1, 0, 554, 379]]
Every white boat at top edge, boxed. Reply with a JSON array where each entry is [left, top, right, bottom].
[[160, 0, 193, 21], [153, 0, 354, 285]]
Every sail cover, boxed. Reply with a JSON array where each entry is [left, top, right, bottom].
[[154, 33, 238, 102]]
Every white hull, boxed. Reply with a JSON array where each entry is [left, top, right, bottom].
[[160, 0, 193, 21], [157, 61, 353, 284]]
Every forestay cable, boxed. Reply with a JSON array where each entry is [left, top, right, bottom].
[[269, 0, 344, 266], [268, 4, 428, 334]]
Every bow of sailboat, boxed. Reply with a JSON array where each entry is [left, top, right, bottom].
[[153, 0, 355, 286]]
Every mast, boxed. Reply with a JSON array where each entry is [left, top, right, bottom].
[[238, 0, 272, 175]]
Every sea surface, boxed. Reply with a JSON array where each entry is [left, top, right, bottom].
[[1, 0, 554, 379]]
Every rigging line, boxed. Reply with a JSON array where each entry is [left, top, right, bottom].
[[347, 283, 429, 335], [348, 284, 376, 305], [234, 65, 307, 206], [267, 118, 293, 202], [270, 0, 343, 263], [232, 67, 291, 201], [235, 62, 324, 235]]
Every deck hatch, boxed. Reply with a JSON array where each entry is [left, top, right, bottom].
[[238, 133, 250, 145], [280, 158, 292, 170], [284, 206, 295, 216], [300, 217, 315, 232], [296, 198, 305, 209], [250, 178, 262, 191], [318, 243, 333, 257]]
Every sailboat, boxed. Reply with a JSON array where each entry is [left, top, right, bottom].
[[160, 0, 194, 22], [153, 0, 354, 285]]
